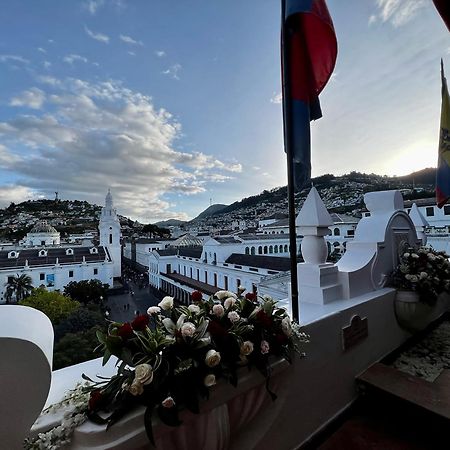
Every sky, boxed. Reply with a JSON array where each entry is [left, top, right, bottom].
[[0, 0, 448, 222]]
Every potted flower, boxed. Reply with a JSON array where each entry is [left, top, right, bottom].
[[391, 245, 450, 331]]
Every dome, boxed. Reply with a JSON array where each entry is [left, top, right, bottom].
[[30, 220, 58, 234]]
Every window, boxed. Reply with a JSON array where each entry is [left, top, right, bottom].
[[166, 264, 171, 274], [40, 273, 45, 281], [426, 207, 434, 217], [224, 276, 228, 290], [249, 267, 258, 272], [197, 268, 200, 280], [263, 246, 268, 254], [334, 228, 340, 236], [66, 248, 74, 255], [214, 273, 217, 287], [251, 247, 255, 255], [205, 271, 208, 284], [41, 240, 46, 246], [269, 245, 273, 254], [39, 250, 47, 257], [347, 230, 355, 236], [109, 233, 113, 244], [258, 246, 262, 255], [444, 205, 450, 215], [94, 268, 98, 275], [245, 247, 250, 255], [69, 270, 74, 278], [237, 279, 241, 290]]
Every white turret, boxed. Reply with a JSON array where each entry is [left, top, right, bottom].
[[99, 189, 121, 277]]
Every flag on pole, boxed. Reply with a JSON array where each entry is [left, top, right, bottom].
[[282, 0, 337, 190], [436, 60, 450, 208], [433, 0, 450, 32]]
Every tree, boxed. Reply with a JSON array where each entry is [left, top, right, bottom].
[[63, 279, 109, 306], [20, 288, 79, 324], [5, 274, 33, 302]]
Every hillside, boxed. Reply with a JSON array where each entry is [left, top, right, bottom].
[[191, 204, 228, 222]]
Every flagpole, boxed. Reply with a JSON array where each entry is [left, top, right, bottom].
[[281, 0, 300, 323]]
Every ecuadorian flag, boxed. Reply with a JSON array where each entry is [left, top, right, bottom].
[[436, 60, 450, 208]]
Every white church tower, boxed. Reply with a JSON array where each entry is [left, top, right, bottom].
[[99, 189, 121, 278]]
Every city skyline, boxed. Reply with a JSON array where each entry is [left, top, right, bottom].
[[0, 0, 448, 222]]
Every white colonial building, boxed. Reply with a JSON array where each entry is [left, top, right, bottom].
[[0, 191, 122, 303]]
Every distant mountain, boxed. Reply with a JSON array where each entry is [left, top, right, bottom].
[[153, 219, 187, 227], [191, 204, 228, 222], [397, 167, 435, 185]]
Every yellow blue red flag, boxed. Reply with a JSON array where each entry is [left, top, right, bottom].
[[436, 59, 450, 208]]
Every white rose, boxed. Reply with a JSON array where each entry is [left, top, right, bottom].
[[240, 340, 254, 356], [181, 322, 196, 337], [403, 252, 410, 258], [227, 311, 240, 323], [216, 290, 237, 300], [260, 340, 270, 354], [212, 304, 225, 318], [128, 381, 144, 396], [419, 272, 428, 279], [281, 316, 293, 337], [238, 285, 246, 293], [161, 396, 175, 408], [158, 296, 174, 310], [410, 275, 418, 283], [412, 253, 419, 259], [205, 349, 221, 367], [134, 364, 153, 385], [204, 374, 216, 387], [188, 304, 201, 314], [224, 297, 236, 309], [147, 306, 161, 315]]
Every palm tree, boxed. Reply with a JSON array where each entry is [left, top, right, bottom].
[[5, 274, 34, 302]]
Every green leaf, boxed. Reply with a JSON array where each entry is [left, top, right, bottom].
[[102, 349, 112, 366], [96, 330, 107, 344]]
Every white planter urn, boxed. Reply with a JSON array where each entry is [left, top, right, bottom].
[[394, 290, 436, 332]]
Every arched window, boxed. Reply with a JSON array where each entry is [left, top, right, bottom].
[[38, 249, 47, 257], [280, 230, 284, 234], [333, 242, 340, 248], [274, 246, 278, 253], [269, 245, 273, 253], [263, 246, 268, 254], [258, 246, 263, 255], [279, 245, 283, 252], [66, 248, 74, 255], [245, 247, 250, 255], [285, 245, 288, 252], [334, 228, 340, 236], [251, 246, 255, 255], [90, 247, 98, 254]]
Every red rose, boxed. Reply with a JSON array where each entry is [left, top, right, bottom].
[[245, 293, 257, 302], [256, 310, 272, 328], [118, 322, 134, 340], [191, 290, 203, 302], [88, 389, 103, 411], [207, 320, 228, 338], [131, 314, 149, 331]]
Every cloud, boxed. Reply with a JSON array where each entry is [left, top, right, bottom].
[[0, 77, 240, 222], [63, 54, 88, 64], [0, 184, 37, 208], [120, 34, 143, 46], [372, 0, 428, 27], [155, 50, 166, 58], [37, 47, 47, 54], [84, 25, 110, 43], [162, 64, 182, 80], [43, 61, 52, 69], [0, 54, 29, 64], [37, 75, 60, 86], [128, 51, 136, 57], [83, 0, 105, 15], [270, 92, 282, 104], [10, 88, 46, 109]]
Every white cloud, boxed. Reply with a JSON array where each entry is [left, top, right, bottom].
[[0, 184, 37, 208], [43, 61, 52, 69], [368, 14, 378, 26], [84, 25, 110, 43], [372, 0, 427, 27], [162, 64, 182, 80], [0, 77, 240, 222], [120, 34, 143, 46], [37, 47, 46, 54], [83, 0, 105, 15], [128, 51, 136, 57], [63, 54, 88, 65], [10, 88, 46, 109], [270, 92, 282, 104], [37, 75, 60, 86], [0, 54, 29, 64], [155, 50, 166, 58]]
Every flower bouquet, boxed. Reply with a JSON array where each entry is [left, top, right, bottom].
[[27, 289, 308, 448], [392, 245, 450, 305]]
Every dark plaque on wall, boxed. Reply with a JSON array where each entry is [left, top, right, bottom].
[[342, 315, 368, 351]]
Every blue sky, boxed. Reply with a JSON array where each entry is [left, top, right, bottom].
[[0, 0, 448, 222]]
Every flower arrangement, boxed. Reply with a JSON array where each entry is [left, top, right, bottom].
[[26, 289, 308, 448], [392, 245, 450, 305]]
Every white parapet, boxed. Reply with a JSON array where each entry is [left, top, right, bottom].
[[0, 305, 54, 450], [297, 187, 342, 305]]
